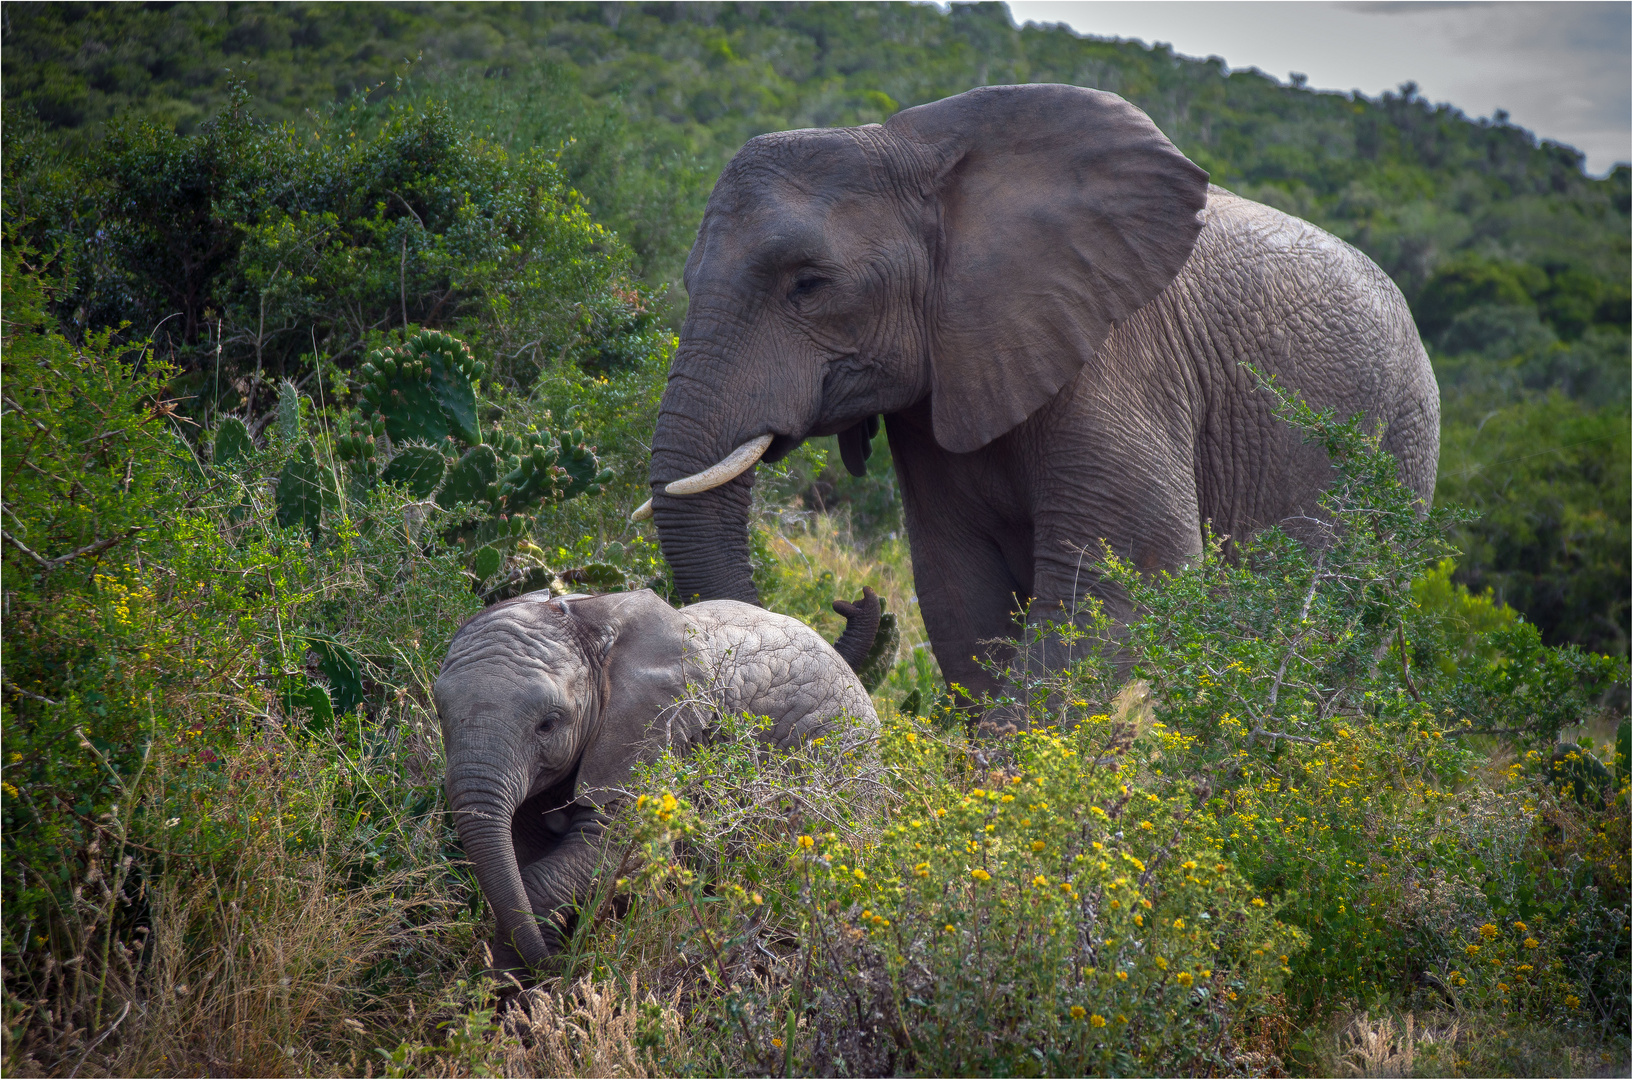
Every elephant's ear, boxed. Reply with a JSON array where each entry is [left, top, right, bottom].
[[886, 84, 1209, 453], [563, 590, 690, 810]]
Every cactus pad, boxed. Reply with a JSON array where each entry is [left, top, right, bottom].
[[278, 381, 304, 444], [280, 676, 334, 730], [213, 416, 254, 467], [356, 330, 480, 447], [380, 444, 447, 498], [308, 638, 365, 717], [276, 442, 324, 539], [557, 432, 613, 502], [471, 544, 504, 582], [437, 443, 500, 509]]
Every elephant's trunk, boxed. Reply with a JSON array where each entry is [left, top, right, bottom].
[[446, 776, 552, 968], [650, 364, 763, 605]]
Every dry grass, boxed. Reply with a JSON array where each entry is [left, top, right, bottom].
[[760, 509, 927, 656], [1321, 1008, 1630, 1079], [491, 977, 684, 1078], [4, 725, 481, 1079]]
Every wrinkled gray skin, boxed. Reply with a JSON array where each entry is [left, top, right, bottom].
[[434, 588, 875, 972], [648, 83, 1439, 701]]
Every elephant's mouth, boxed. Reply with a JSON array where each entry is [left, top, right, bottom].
[[513, 765, 582, 854], [763, 432, 806, 464]]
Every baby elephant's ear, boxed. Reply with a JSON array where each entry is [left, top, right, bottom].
[[563, 590, 690, 809]]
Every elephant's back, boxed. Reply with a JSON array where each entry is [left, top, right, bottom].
[[680, 600, 878, 745], [1132, 186, 1439, 525]]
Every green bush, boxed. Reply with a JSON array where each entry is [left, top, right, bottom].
[[1438, 396, 1630, 654], [3, 84, 667, 417], [0, 241, 659, 1072]]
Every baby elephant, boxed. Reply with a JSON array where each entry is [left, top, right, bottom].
[[434, 588, 878, 972]]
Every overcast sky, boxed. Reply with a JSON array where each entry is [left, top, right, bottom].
[[1001, 1, 1632, 175]]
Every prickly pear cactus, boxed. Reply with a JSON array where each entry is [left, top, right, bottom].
[[277, 442, 324, 539], [437, 444, 500, 509], [266, 329, 613, 596], [555, 428, 616, 500], [278, 380, 304, 446], [355, 330, 482, 447]]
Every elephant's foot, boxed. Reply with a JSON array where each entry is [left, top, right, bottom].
[[482, 935, 531, 987]]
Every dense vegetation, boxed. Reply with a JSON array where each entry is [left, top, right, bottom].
[[3, 3, 1628, 1076]]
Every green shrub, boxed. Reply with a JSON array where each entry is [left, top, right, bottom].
[[3, 84, 668, 417]]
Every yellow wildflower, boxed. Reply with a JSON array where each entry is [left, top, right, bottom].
[[1069, 1005, 1085, 1019], [971, 868, 991, 882], [1089, 1013, 1107, 1028]]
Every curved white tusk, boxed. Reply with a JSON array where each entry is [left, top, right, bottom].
[[664, 434, 774, 496], [630, 498, 653, 522]]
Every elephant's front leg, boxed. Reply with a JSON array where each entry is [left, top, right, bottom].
[[488, 804, 609, 973], [1023, 440, 1206, 685], [890, 413, 1036, 707]]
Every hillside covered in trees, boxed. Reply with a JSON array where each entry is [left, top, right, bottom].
[[6, 0, 1628, 653], [2, 6, 1629, 1076]]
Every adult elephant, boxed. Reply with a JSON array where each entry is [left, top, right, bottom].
[[643, 84, 1439, 702]]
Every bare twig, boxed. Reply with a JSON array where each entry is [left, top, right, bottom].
[[3, 680, 60, 705], [65, 997, 130, 1078], [2, 527, 141, 572], [1397, 618, 1422, 701]]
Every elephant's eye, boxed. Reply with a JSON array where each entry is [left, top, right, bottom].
[[536, 711, 564, 736], [788, 274, 828, 303]]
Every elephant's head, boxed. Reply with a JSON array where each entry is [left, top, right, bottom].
[[433, 589, 691, 967], [647, 83, 1209, 603]]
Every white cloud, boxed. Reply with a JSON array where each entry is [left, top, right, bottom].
[[1003, 1, 1631, 174]]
